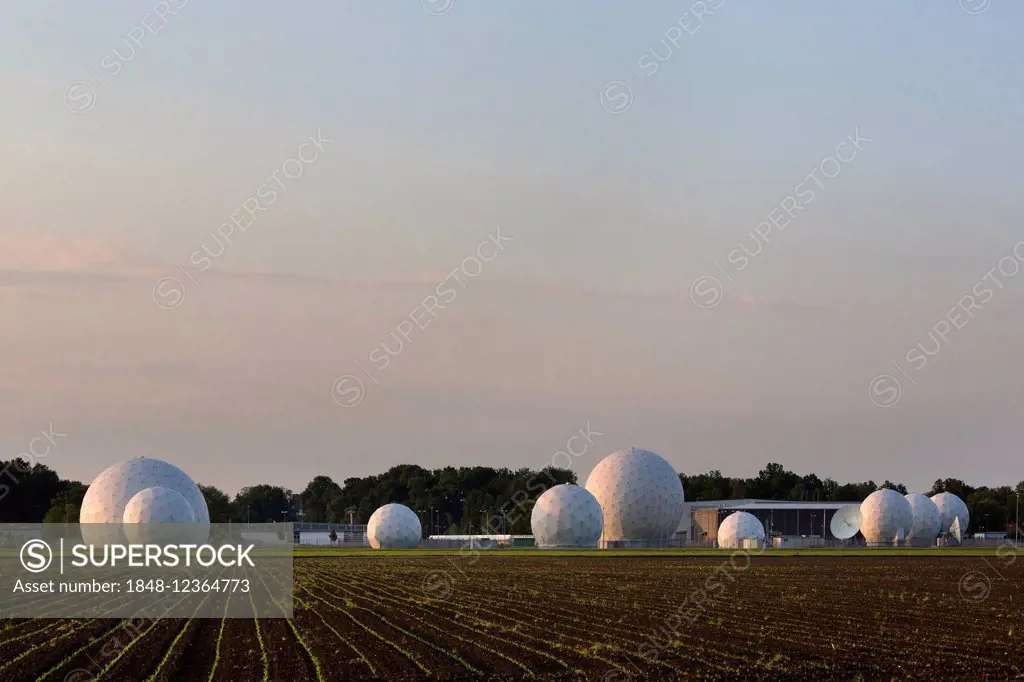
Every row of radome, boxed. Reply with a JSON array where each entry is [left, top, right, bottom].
[[76, 451, 969, 549]]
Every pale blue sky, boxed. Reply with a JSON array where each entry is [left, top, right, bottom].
[[1, 2, 1021, 493]]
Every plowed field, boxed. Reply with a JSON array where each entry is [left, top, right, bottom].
[[1, 556, 1020, 680]]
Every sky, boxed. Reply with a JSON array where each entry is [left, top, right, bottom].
[[1, 1, 1022, 494]]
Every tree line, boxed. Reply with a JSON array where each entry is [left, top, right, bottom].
[[1, 458, 1020, 535]]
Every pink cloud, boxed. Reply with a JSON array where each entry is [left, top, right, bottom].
[[0, 234, 118, 272]]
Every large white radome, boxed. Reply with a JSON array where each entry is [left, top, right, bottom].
[[367, 503, 421, 550], [81, 457, 210, 524], [930, 492, 970, 535], [904, 493, 941, 546], [718, 511, 766, 549], [860, 489, 913, 546], [585, 448, 684, 543], [80, 457, 210, 545], [531, 484, 604, 548]]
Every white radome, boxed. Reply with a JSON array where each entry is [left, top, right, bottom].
[[904, 493, 942, 546], [584, 448, 684, 543], [859, 489, 913, 546], [367, 503, 421, 550], [531, 484, 604, 548], [717, 511, 765, 549], [80, 457, 210, 545], [122, 487, 197, 544], [123, 487, 196, 524], [930, 492, 970, 534]]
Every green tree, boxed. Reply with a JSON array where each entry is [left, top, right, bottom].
[[42, 482, 87, 523], [300, 475, 343, 523], [233, 485, 292, 523], [199, 485, 233, 523], [0, 459, 67, 522]]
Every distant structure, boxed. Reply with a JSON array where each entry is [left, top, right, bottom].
[[931, 492, 970, 537], [682, 500, 851, 547], [860, 489, 913, 546], [366, 503, 421, 550], [292, 523, 367, 546], [717, 511, 766, 549], [531, 484, 603, 548], [904, 493, 941, 546], [585, 448, 685, 547]]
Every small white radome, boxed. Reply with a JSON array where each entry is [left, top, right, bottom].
[[904, 493, 941, 546], [367, 503, 422, 550], [123, 487, 196, 525], [717, 511, 765, 549], [930, 492, 970, 535], [123, 486, 198, 545], [531, 484, 604, 548], [860, 489, 913, 546]]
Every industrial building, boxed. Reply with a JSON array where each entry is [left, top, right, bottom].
[[291, 522, 368, 546], [677, 499, 855, 547]]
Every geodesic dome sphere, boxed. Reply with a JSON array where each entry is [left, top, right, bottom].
[[531, 484, 603, 548], [367, 503, 421, 549], [123, 487, 196, 524], [81, 457, 209, 524], [930, 492, 970, 534], [860, 489, 913, 546], [717, 511, 766, 549], [584, 448, 684, 542], [904, 493, 941, 546], [80, 457, 209, 545], [123, 487, 199, 545]]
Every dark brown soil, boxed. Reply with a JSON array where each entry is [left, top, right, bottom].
[[1, 556, 1021, 680]]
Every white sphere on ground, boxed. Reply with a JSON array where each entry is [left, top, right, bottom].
[[930, 492, 970, 534], [718, 511, 765, 549], [531, 484, 604, 548], [123, 487, 197, 544], [584, 448, 684, 543], [860, 489, 913, 546], [367, 504, 421, 549], [81, 457, 210, 524], [123, 487, 196, 524], [904, 493, 942, 546], [80, 457, 210, 545]]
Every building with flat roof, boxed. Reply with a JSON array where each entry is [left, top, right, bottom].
[[676, 499, 857, 546]]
